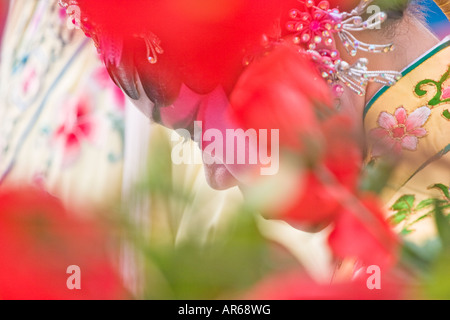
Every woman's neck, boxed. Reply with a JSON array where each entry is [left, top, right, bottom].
[[335, 12, 440, 135], [363, 14, 440, 104]]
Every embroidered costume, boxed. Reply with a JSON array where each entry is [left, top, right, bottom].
[[0, 0, 125, 207], [365, 36, 450, 240]]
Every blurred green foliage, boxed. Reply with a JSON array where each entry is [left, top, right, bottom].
[[115, 127, 297, 299]]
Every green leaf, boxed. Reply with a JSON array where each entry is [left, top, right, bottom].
[[400, 228, 413, 236], [443, 109, 450, 121], [389, 213, 407, 226], [410, 212, 433, 225], [428, 184, 450, 200], [391, 194, 415, 212], [416, 199, 436, 211]]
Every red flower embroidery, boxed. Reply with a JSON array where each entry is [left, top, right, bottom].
[[369, 106, 430, 157]]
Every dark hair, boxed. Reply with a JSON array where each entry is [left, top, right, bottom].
[[373, 0, 424, 38], [374, 0, 412, 19]]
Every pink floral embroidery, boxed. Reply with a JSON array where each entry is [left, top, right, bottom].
[[22, 68, 37, 95], [441, 86, 450, 100], [53, 97, 97, 165], [370, 106, 431, 157]]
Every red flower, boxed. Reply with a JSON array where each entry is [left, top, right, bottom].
[[71, 0, 288, 103], [229, 45, 362, 230], [0, 187, 126, 300], [328, 195, 400, 269], [229, 44, 333, 151], [228, 47, 362, 229], [273, 171, 342, 231], [243, 270, 407, 300], [321, 115, 362, 191], [261, 116, 362, 231]]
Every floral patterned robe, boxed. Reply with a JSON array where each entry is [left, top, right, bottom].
[[0, 0, 125, 209], [364, 36, 450, 242]]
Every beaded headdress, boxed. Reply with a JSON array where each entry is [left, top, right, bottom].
[[284, 0, 402, 97]]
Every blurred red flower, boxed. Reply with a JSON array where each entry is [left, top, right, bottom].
[[257, 115, 362, 231], [229, 44, 333, 151], [0, 187, 127, 300], [228, 44, 365, 230], [273, 171, 341, 231], [72, 0, 289, 104], [320, 115, 363, 191], [328, 195, 400, 269], [243, 270, 407, 300]]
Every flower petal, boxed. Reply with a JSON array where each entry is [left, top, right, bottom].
[[441, 86, 450, 100], [405, 106, 431, 131], [408, 127, 427, 138], [62, 134, 81, 165], [401, 135, 418, 151], [377, 111, 397, 130], [394, 107, 407, 125]]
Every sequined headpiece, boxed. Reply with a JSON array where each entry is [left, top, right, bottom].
[[285, 0, 402, 96]]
